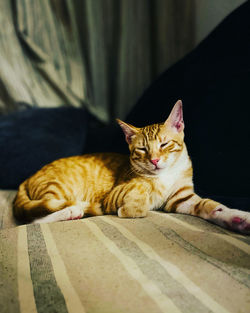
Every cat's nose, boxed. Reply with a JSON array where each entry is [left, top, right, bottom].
[[150, 158, 160, 166]]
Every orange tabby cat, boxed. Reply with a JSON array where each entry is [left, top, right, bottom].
[[13, 100, 250, 233]]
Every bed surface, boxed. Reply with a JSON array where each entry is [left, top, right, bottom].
[[1, 190, 250, 313]]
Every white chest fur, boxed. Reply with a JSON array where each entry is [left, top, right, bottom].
[[149, 147, 191, 210]]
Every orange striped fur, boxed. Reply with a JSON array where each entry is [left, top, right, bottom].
[[13, 100, 250, 233]]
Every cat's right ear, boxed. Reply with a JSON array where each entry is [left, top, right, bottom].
[[164, 100, 184, 133], [116, 119, 139, 144]]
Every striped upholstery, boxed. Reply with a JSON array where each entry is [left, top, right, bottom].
[[1, 190, 250, 313]]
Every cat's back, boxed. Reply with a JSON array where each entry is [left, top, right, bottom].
[[25, 153, 129, 201], [30, 152, 128, 180]]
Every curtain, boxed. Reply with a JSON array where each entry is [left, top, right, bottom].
[[0, 0, 195, 122]]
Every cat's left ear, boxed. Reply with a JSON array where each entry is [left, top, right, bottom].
[[116, 119, 139, 144], [164, 100, 184, 132]]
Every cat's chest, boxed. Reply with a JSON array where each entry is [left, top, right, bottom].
[[149, 173, 177, 210], [159, 170, 179, 191], [149, 159, 189, 210]]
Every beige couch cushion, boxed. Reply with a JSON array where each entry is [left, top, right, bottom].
[[1, 190, 250, 313]]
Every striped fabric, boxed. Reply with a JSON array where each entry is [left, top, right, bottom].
[[1, 191, 250, 313]]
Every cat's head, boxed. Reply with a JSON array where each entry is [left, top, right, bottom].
[[117, 100, 185, 176]]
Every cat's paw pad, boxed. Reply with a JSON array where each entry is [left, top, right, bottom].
[[230, 217, 250, 232], [210, 206, 250, 234], [117, 207, 147, 218]]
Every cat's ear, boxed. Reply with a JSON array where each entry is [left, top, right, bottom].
[[116, 119, 139, 144], [164, 100, 184, 132]]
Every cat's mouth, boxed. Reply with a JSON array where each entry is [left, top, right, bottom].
[[151, 162, 166, 171], [153, 167, 161, 171], [152, 166, 164, 173], [149, 163, 166, 174], [131, 160, 166, 176]]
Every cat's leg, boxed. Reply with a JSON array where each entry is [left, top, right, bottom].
[[33, 201, 102, 224], [117, 188, 149, 218], [104, 182, 150, 218], [33, 204, 84, 224], [165, 191, 250, 234]]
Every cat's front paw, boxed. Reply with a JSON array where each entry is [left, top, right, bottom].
[[209, 205, 250, 234], [117, 206, 147, 218], [64, 205, 84, 220]]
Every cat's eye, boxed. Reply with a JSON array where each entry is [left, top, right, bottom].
[[160, 142, 168, 148], [136, 147, 147, 152]]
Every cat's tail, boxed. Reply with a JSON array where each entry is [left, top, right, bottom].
[[13, 182, 71, 222], [13, 182, 103, 222]]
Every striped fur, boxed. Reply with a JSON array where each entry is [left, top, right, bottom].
[[13, 100, 250, 233]]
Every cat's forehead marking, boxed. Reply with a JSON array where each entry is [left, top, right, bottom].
[[141, 123, 162, 140]]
